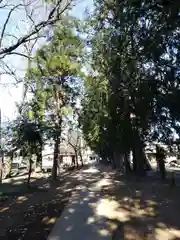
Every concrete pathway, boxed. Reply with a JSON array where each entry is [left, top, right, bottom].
[[48, 164, 114, 240]]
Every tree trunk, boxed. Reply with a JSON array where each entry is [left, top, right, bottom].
[[36, 144, 42, 170], [0, 159, 3, 182], [111, 155, 116, 169], [52, 85, 62, 180], [136, 146, 146, 177], [75, 150, 79, 168], [170, 172, 175, 186], [132, 148, 137, 173], [0, 151, 4, 182], [52, 136, 60, 180], [144, 155, 152, 171], [133, 131, 146, 177], [71, 155, 75, 166], [9, 153, 13, 177], [124, 151, 132, 174], [158, 159, 166, 180], [113, 151, 124, 171], [27, 157, 32, 188], [79, 150, 84, 167]]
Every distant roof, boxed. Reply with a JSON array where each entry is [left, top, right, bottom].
[[43, 142, 75, 155], [60, 142, 75, 154]]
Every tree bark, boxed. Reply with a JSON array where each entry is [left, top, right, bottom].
[[133, 130, 146, 177], [9, 152, 13, 177], [0, 159, 3, 182], [144, 155, 152, 171], [52, 135, 60, 180], [27, 157, 32, 188], [52, 84, 63, 180], [132, 148, 137, 173], [124, 151, 132, 174], [136, 148, 146, 177], [0, 151, 4, 182], [71, 155, 75, 166], [158, 158, 166, 180], [75, 150, 79, 168], [113, 151, 124, 171], [79, 150, 84, 167], [111, 155, 116, 169], [156, 146, 166, 180], [36, 144, 42, 170]]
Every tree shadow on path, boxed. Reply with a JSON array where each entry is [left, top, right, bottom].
[[100, 173, 180, 240]]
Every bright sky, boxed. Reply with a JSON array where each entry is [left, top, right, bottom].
[[0, 0, 94, 122]]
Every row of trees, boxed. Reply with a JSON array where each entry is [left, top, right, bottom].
[[80, 0, 180, 176], [0, 11, 86, 183], [1, 0, 179, 182]]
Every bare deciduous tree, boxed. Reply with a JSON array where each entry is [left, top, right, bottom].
[[0, 0, 74, 83], [66, 128, 85, 167], [0, 0, 72, 58]]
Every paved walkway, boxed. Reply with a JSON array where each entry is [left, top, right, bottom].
[[48, 164, 115, 240]]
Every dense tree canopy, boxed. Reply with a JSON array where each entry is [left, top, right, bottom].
[[80, 0, 180, 174], [1, 2, 180, 239], [2, 0, 180, 180]]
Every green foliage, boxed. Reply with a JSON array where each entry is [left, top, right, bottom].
[[5, 2, 179, 176], [80, 0, 180, 172], [25, 16, 84, 139], [20, 16, 85, 178], [80, 74, 111, 159]]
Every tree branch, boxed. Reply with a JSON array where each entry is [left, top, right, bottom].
[[0, 51, 33, 60], [0, 4, 22, 48], [0, 0, 72, 58], [0, 59, 22, 83]]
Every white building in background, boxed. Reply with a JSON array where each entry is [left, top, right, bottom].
[[41, 130, 97, 171]]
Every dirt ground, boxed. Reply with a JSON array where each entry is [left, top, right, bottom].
[[1, 165, 180, 240], [0, 167, 86, 240], [100, 173, 180, 240]]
